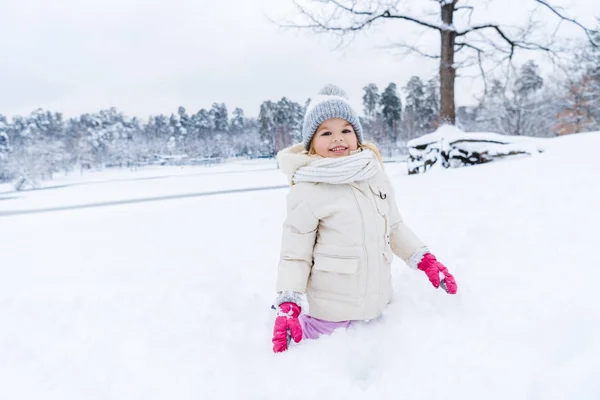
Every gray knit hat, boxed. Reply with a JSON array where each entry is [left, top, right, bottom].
[[302, 84, 364, 150]]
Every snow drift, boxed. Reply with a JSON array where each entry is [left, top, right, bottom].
[[407, 125, 546, 174]]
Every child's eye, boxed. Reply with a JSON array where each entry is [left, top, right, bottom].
[[342, 129, 352, 134], [321, 131, 331, 136]]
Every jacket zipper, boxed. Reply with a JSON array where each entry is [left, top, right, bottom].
[[348, 183, 368, 320]]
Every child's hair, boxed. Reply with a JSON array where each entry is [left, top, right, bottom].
[[308, 140, 384, 167]]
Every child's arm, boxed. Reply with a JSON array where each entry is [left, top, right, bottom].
[[272, 184, 318, 353], [276, 184, 318, 295]]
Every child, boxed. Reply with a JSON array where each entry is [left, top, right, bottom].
[[272, 85, 457, 353]]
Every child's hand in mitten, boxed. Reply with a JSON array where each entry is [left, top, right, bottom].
[[272, 302, 302, 353], [418, 253, 458, 294]]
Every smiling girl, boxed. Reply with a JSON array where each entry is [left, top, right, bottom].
[[271, 85, 458, 353]]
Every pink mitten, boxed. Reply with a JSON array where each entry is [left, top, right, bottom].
[[418, 253, 458, 294], [272, 302, 302, 353]]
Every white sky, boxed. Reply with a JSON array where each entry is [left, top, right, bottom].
[[0, 0, 598, 119]]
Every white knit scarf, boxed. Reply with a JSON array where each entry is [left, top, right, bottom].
[[292, 149, 379, 185]]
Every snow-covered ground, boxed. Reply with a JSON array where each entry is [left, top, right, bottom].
[[1, 133, 599, 399], [0, 160, 283, 213]]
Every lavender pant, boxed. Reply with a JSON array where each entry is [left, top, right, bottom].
[[299, 314, 352, 340]]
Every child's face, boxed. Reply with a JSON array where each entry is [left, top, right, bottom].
[[311, 118, 358, 158]]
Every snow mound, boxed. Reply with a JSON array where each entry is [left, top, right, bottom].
[[407, 125, 546, 174]]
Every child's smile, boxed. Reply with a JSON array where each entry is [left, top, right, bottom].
[[329, 145, 348, 155]]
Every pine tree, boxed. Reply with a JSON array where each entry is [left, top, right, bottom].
[[177, 106, 190, 152], [210, 103, 229, 133], [510, 61, 550, 136], [192, 109, 213, 140], [381, 83, 402, 129], [258, 100, 276, 156], [514, 61, 544, 101], [404, 77, 426, 139], [143, 114, 170, 156], [379, 83, 402, 155], [66, 114, 96, 171], [404, 76, 439, 136], [362, 83, 380, 121], [169, 113, 182, 154], [274, 97, 304, 150], [423, 78, 440, 132], [230, 108, 245, 134], [361, 84, 384, 144]]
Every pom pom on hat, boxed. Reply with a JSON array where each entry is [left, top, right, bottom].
[[317, 84, 349, 99]]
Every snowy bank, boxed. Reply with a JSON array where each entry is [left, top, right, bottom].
[[407, 125, 546, 174]]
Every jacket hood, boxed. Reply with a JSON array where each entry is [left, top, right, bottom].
[[276, 143, 319, 185]]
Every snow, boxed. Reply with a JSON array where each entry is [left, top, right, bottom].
[[0, 161, 282, 213], [408, 125, 546, 149], [1, 133, 600, 399], [407, 125, 547, 173]]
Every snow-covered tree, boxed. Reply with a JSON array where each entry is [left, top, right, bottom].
[[476, 61, 554, 137], [176, 106, 190, 152], [379, 83, 402, 154], [515, 61, 544, 100], [555, 26, 600, 135], [90, 108, 138, 166], [283, 0, 598, 125], [230, 107, 246, 134], [6, 56, 600, 187], [274, 97, 304, 151], [257, 98, 304, 156], [404, 77, 427, 139], [258, 100, 276, 156], [381, 83, 402, 128], [423, 77, 440, 131], [193, 109, 213, 139], [362, 83, 380, 121], [210, 103, 229, 133], [230, 116, 262, 158], [7, 111, 63, 188], [168, 113, 183, 153], [0, 115, 10, 181], [360, 84, 384, 144]]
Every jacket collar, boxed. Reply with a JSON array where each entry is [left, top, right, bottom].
[[276, 144, 318, 185]]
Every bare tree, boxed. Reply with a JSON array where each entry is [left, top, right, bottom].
[[282, 0, 598, 125]]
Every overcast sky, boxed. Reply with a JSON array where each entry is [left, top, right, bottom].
[[0, 0, 598, 119]]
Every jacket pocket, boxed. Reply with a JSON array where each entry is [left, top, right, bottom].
[[309, 244, 362, 297], [369, 182, 390, 216]]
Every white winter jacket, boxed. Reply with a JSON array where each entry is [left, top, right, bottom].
[[276, 144, 427, 322]]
